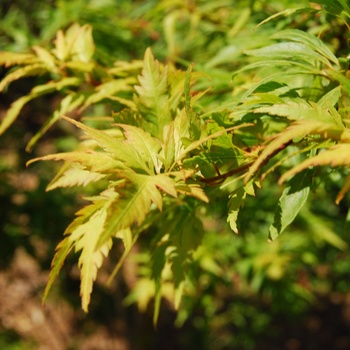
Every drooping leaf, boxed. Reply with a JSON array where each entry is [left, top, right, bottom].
[[245, 120, 344, 182], [0, 77, 81, 136], [336, 173, 350, 204], [42, 236, 73, 306], [70, 208, 112, 311], [227, 187, 246, 234], [269, 170, 312, 241], [271, 29, 339, 67], [279, 143, 350, 185], [26, 93, 86, 151], [0, 64, 46, 92]]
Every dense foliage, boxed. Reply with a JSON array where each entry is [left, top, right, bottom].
[[1, 0, 350, 349]]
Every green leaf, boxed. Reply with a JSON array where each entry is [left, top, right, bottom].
[[63, 116, 124, 155], [245, 42, 333, 69], [269, 171, 312, 241], [227, 187, 246, 234], [271, 29, 339, 67], [107, 228, 135, 284], [32, 46, 58, 71], [42, 236, 73, 306]]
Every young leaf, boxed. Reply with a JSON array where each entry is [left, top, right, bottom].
[[134, 48, 171, 138]]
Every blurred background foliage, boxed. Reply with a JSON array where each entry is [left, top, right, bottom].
[[1, 0, 350, 349]]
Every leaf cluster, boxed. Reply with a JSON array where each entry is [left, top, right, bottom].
[[1, 0, 350, 325]]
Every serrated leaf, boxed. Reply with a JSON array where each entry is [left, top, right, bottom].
[[245, 42, 333, 69], [0, 77, 81, 136], [245, 120, 342, 182], [70, 24, 95, 63], [80, 79, 135, 112], [27, 150, 123, 174], [97, 172, 177, 248], [184, 64, 201, 140], [279, 143, 350, 185], [175, 183, 209, 203], [0, 52, 37, 67], [32, 46, 57, 71], [107, 228, 135, 284], [318, 86, 342, 107], [116, 123, 162, 174], [269, 171, 312, 240], [52, 29, 67, 61], [0, 64, 46, 92], [272, 29, 339, 67], [254, 99, 343, 126], [63, 116, 123, 155], [71, 208, 112, 312], [134, 48, 171, 138], [46, 163, 107, 191]]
